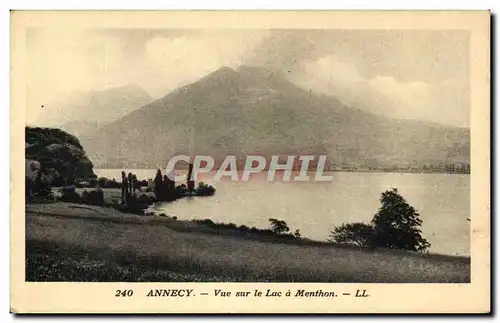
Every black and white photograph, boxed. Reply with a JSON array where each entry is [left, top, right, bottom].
[[11, 10, 490, 314]]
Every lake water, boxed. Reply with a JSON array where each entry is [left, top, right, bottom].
[[95, 169, 470, 256]]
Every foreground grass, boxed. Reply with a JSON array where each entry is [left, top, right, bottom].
[[25, 203, 470, 283]]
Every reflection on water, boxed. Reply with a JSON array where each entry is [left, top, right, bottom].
[[95, 169, 470, 256]]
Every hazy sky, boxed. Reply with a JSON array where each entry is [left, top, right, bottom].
[[26, 28, 470, 127]]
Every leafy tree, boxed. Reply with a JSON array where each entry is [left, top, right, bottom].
[[371, 188, 430, 252], [268, 218, 290, 234], [329, 188, 430, 252], [329, 222, 374, 247]]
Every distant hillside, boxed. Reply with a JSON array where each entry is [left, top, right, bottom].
[[80, 66, 469, 169], [25, 127, 96, 183], [37, 84, 152, 129]]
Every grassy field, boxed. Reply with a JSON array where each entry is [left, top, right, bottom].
[[25, 202, 470, 283]]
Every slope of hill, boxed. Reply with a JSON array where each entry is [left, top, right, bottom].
[[26, 203, 469, 282], [80, 66, 469, 169]]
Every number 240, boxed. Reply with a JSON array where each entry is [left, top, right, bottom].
[[115, 289, 134, 297]]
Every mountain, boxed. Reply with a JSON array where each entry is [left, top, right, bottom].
[[25, 127, 96, 184], [37, 84, 153, 130], [80, 66, 469, 169], [59, 120, 105, 142]]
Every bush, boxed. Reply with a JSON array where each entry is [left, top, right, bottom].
[[81, 190, 89, 202], [329, 188, 430, 252], [329, 222, 374, 247], [268, 218, 290, 235], [196, 183, 216, 196], [59, 186, 80, 203], [94, 177, 121, 189], [84, 189, 105, 206], [194, 219, 217, 229]]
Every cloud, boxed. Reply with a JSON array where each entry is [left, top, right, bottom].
[[140, 30, 269, 97], [292, 55, 469, 127], [26, 29, 269, 125], [26, 29, 469, 127]]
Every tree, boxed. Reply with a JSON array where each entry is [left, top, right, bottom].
[[268, 218, 290, 234], [154, 169, 163, 200], [328, 188, 430, 252], [329, 222, 374, 247], [121, 171, 128, 204], [371, 188, 430, 252]]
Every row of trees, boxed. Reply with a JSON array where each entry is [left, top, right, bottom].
[[443, 164, 470, 174], [329, 162, 471, 174]]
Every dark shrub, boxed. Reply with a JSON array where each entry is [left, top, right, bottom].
[[196, 182, 216, 196], [268, 218, 290, 234], [80, 190, 90, 202], [225, 223, 237, 230], [59, 186, 80, 203], [194, 219, 217, 229], [85, 189, 105, 206], [329, 222, 374, 247], [239, 225, 250, 232]]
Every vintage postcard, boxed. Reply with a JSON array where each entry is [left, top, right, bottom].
[[10, 10, 490, 314]]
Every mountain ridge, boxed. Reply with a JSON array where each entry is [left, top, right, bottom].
[[76, 65, 469, 169], [37, 84, 153, 128]]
